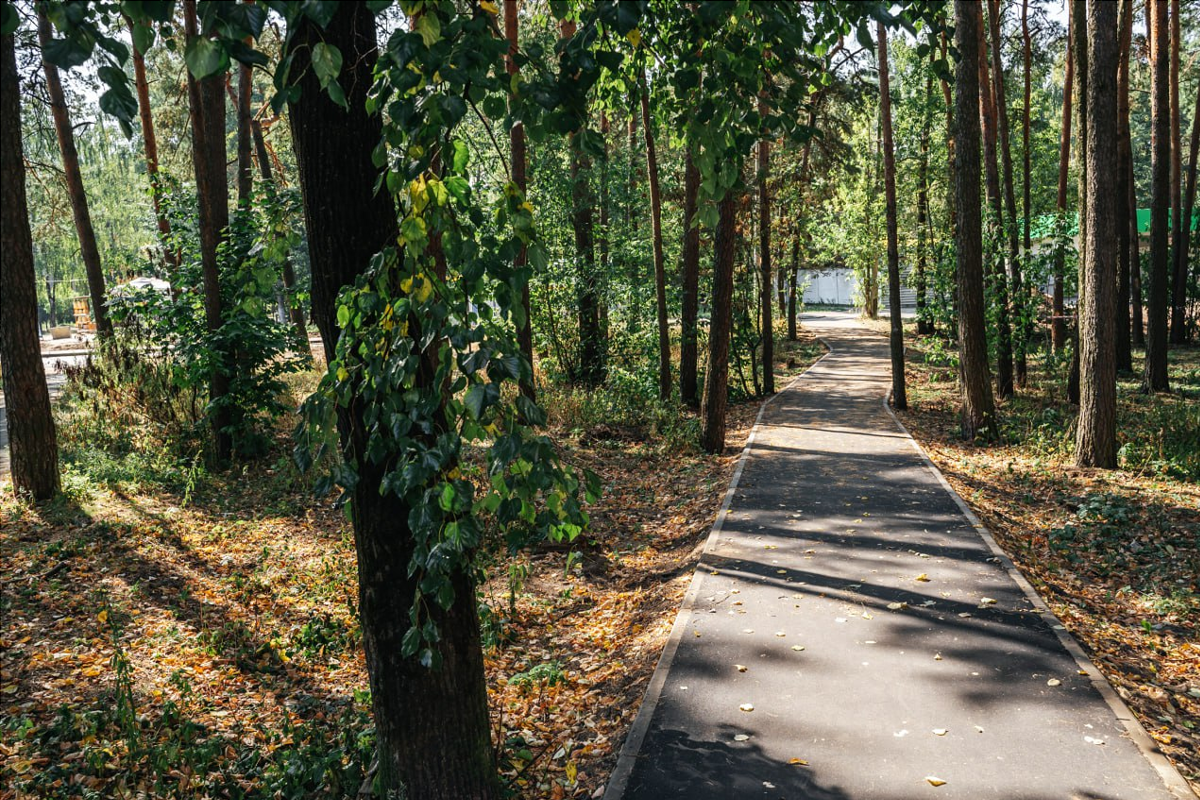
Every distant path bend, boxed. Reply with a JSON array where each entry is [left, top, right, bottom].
[[606, 311, 1192, 800]]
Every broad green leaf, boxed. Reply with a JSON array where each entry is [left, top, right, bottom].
[[184, 35, 229, 79], [310, 42, 342, 89], [415, 12, 440, 47]]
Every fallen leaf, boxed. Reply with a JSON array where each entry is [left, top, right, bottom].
[[932, 728, 947, 736], [788, 758, 809, 766], [915, 573, 931, 582], [925, 776, 947, 787], [739, 703, 754, 712], [735, 664, 748, 672], [887, 602, 908, 611], [791, 645, 805, 651], [1047, 678, 1062, 687], [734, 734, 750, 742]]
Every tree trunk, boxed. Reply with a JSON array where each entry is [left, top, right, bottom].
[[680, 149, 700, 407], [1053, 4, 1074, 353], [987, 0, 1025, 387], [917, 60, 933, 336], [287, 5, 497, 797], [640, 67, 671, 401], [128, 14, 174, 266], [235, 61, 253, 206], [878, 23, 906, 411], [1180, 84, 1200, 331], [1020, 0, 1034, 369], [1116, 0, 1134, 371], [1, 30, 60, 500], [758, 97, 774, 396], [954, 0, 998, 442], [183, 0, 232, 461], [701, 194, 738, 454], [37, 8, 111, 337], [1068, 0, 1087, 406], [1076, 0, 1118, 468], [1168, 0, 1185, 343], [940, 31, 957, 241], [506, 0, 535, 403], [1145, 0, 1171, 391], [977, 11, 1015, 400], [788, 217, 799, 341]]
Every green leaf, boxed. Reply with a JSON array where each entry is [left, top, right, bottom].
[[451, 139, 470, 173], [184, 35, 228, 79], [415, 12, 441, 47], [464, 384, 487, 420], [43, 37, 93, 70], [310, 42, 342, 89], [1, 4, 18, 37], [132, 23, 155, 55], [336, 304, 351, 328], [445, 175, 470, 202]]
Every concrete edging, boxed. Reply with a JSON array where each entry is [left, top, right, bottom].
[[601, 344, 835, 800], [881, 390, 1198, 800]]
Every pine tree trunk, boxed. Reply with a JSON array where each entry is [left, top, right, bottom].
[[1053, 6, 1073, 353], [701, 194, 738, 454], [788, 219, 799, 341], [127, 14, 174, 267], [977, 12, 1015, 400], [506, 0, 535, 403], [1180, 84, 1200, 332], [1, 30, 60, 500], [287, 5, 497, 797], [879, 22, 906, 411], [1076, 0, 1118, 468], [1145, 0, 1171, 390], [987, 0, 1026, 387], [1020, 0, 1034, 369], [235, 62, 253, 206], [917, 61, 933, 336], [1168, 0, 1185, 343], [37, 8, 111, 337], [954, 0, 998, 442], [758, 97, 774, 396], [1068, 0, 1087, 407], [183, 0, 232, 461], [680, 150, 700, 407], [640, 67, 671, 401], [1116, 0, 1134, 371]]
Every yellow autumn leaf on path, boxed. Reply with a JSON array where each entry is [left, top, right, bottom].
[[925, 776, 947, 786]]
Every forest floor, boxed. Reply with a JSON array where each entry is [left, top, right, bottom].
[[872, 319, 1200, 793], [0, 332, 824, 800]]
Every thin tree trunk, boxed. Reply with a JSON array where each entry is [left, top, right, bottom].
[[954, 0, 998, 441], [1068, 0, 1087, 406], [235, 61, 253, 205], [1181, 83, 1200, 334], [287, 5, 496, 797], [988, 0, 1025, 387], [1, 29, 59, 500], [788, 217, 799, 341], [940, 31, 957, 241], [127, 14, 174, 266], [1020, 0, 1034, 366], [758, 96, 774, 396], [250, 106, 306, 341], [1053, 4, 1074, 352], [37, 8, 111, 337], [640, 66, 671, 401], [879, 22, 906, 411], [506, 0, 535, 403], [1076, 0, 1118, 468], [701, 194, 738, 454], [977, 12, 1015, 400], [1168, 0, 1185, 343], [183, 0, 232, 461], [1145, 0, 1171, 390], [917, 59, 933, 336], [680, 149, 700, 407], [1116, 0, 1134, 371]]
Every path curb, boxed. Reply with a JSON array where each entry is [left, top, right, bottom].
[[881, 389, 1197, 799], [601, 345, 834, 800]]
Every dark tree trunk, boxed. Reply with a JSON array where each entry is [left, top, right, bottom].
[[680, 150, 700, 407], [235, 61, 253, 206], [598, 112, 610, 338], [917, 59, 933, 336], [1068, 0, 1087, 407], [788, 218, 799, 341], [954, 0, 998, 442], [1181, 83, 1200, 331], [977, 12, 1015, 400], [1168, 0, 1185, 343], [506, 0, 535, 403], [37, 8, 111, 337], [758, 97, 774, 396], [1, 30, 59, 500], [183, 0, 232, 461], [128, 14, 174, 266], [1076, 0, 1118, 468], [1116, 0, 1134, 371], [640, 67, 671, 401], [1053, 4, 1074, 353], [287, 5, 497, 797], [701, 194, 738, 454], [878, 23, 906, 411], [1020, 0, 1034, 369], [1145, 0, 1171, 391], [987, 0, 1026, 387], [940, 31, 957, 240]]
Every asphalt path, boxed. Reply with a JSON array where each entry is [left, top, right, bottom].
[[606, 312, 1191, 800]]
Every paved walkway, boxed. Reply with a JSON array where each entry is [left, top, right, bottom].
[[606, 313, 1191, 800]]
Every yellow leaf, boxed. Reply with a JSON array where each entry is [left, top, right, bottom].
[[925, 776, 947, 787], [565, 760, 577, 783], [96, 610, 108, 624], [626, 28, 642, 47], [788, 758, 808, 766], [915, 573, 930, 582], [337, 367, 350, 382], [481, 0, 500, 14]]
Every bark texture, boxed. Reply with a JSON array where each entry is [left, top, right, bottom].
[[287, 5, 497, 797], [954, 0, 998, 442], [1116, 0, 1134, 371], [37, 8, 111, 337], [506, 0, 535, 403], [701, 195, 738, 454], [1, 31, 60, 500], [640, 67, 671, 401], [128, 14, 174, 265], [1076, 0, 1118, 468], [758, 97, 774, 396], [1168, 0, 1184, 343], [1053, 3, 1074, 353], [1145, 0, 1171, 391], [680, 149, 701, 407]]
